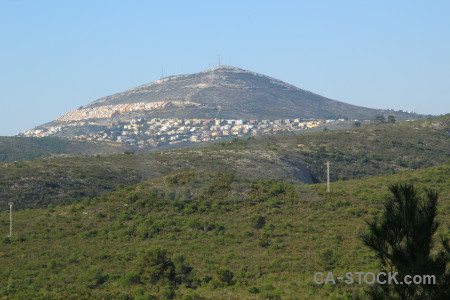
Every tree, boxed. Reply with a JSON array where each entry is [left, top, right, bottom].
[[250, 214, 266, 238], [387, 115, 396, 124], [173, 254, 196, 288], [374, 115, 386, 123], [138, 248, 176, 291], [251, 214, 266, 230], [352, 121, 362, 128], [216, 268, 234, 286], [361, 184, 450, 299]]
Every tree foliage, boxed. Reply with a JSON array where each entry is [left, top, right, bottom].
[[251, 214, 266, 230], [387, 115, 396, 124], [374, 115, 386, 123], [138, 248, 176, 289], [361, 184, 450, 299], [215, 268, 234, 286]]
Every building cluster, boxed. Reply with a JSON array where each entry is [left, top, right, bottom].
[[65, 117, 343, 148], [19, 126, 63, 137], [18, 100, 348, 148], [56, 101, 170, 122]]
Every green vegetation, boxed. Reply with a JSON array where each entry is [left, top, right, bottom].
[[361, 184, 450, 299], [0, 136, 133, 162], [1, 162, 449, 299], [1, 115, 449, 210]]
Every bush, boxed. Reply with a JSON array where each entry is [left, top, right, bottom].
[[81, 267, 109, 288], [121, 272, 141, 286], [160, 285, 175, 299], [215, 268, 234, 286], [319, 248, 339, 271], [182, 291, 206, 300]]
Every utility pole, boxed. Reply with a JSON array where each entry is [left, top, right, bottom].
[[8, 202, 13, 238], [325, 161, 331, 193], [215, 105, 222, 120]]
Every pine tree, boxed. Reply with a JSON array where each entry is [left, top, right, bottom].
[[250, 213, 266, 238], [361, 184, 450, 299], [139, 248, 176, 292]]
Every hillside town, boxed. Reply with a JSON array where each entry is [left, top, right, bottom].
[[55, 101, 171, 122], [18, 116, 347, 148]]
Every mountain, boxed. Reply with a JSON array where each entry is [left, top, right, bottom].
[[83, 65, 412, 120], [18, 66, 422, 148], [4, 115, 449, 210]]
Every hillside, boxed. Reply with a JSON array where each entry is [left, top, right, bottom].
[[50, 66, 421, 121], [0, 136, 136, 162], [19, 66, 422, 148], [1, 162, 449, 299], [1, 115, 449, 210], [83, 65, 415, 120]]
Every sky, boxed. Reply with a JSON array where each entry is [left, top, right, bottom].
[[1, 0, 449, 136]]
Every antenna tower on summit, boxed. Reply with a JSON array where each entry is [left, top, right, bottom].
[[218, 54, 221, 66]]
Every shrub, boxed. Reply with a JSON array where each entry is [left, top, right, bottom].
[[215, 268, 234, 286], [121, 272, 141, 287]]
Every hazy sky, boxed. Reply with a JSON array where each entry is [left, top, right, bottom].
[[1, 0, 449, 136]]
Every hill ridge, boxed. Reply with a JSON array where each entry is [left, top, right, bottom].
[[1, 161, 448, 299], [44, 65, 421, 120], [19, 65, 423, 146], [5, 115, 450, 209]]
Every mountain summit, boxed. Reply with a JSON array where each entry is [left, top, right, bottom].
[[19, 66, 420, 147], [81, 65, 408, 120]]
